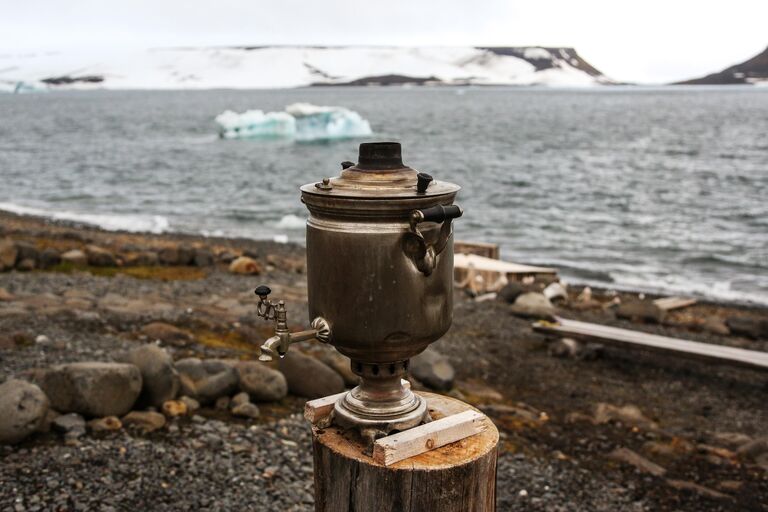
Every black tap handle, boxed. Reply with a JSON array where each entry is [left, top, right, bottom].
[[254, 285, 272, 299], [416, 173, 433, 193], [414, 204, 463, 224]]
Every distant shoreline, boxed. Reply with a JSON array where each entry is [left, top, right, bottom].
[[1, 208, 764, 312]]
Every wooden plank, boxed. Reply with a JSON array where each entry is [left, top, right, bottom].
[[454, 253, 556, 275], [454, 241, 500, 260], [372, 410, 488, 466], [533, 317, 768, 372], [653, 296, 697, 311], [304, 380, 411, 424], [304, 391, 347, 424]]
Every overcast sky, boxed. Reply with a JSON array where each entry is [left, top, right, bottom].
[[2, 0, 766, 83]]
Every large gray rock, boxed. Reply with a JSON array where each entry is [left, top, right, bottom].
[[409, 347, 455, 391], [175, 358, 238, 404], [510, 292, 556, 320], [115, 344, 180, 407], [278, 351, 345, 399], [39, 362, 142, 417], [309, 346, 358, 387], [0, 379, 49, 444], [232, 361, 288, 402]]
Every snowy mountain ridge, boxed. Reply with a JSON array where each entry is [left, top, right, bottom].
[[0, 46, 615, 90]]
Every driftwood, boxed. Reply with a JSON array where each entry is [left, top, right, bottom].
[[312, 392, 498, 512], [533, 317, 768, 372]]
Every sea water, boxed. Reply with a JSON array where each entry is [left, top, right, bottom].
[[0, 86, 766, 304]]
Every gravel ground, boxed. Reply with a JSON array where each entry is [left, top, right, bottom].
[[1, 213, 766, 511]]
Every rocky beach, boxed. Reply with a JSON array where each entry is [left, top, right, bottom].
[[0, 210, 767, 511]]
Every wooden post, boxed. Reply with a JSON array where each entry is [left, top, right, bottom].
[[311, 392, 499, 512]]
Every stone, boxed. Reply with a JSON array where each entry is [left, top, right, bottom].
[[703, 317, 730, 336], [87, 416, 122, 432], [85, 245, 117, 267], [124, 251, 159, 266], [14, 241, 39, 267], [229, 256, 262, 275], [0, 287, 14, 301], [278, 351, 345, 399], [711, 431, 752, 448], [234, 361, 288, 401], [0, 379, 49, 444], [115, 344, 180, 407], [497, 281, 525, 304], [179, 396, 200, 414], [158, 245, 181, 265], [161, 400, 188, 417], [616, 301, 665, 324], [736, 437, 768, 457], [193, 248, 214, 267], [309, 347, 358, 387], [510, 292, 556, 321], [409, 347, 455, 391], [548, 338, 604, 360], [39, 362, 142, 417], [593, 402, 658, 430], [122, 411, 166, 432], [218, 250, 238, 263], [726, 316, 768, 340], [140, 322, 192, 346], [61, 249, 87, 266], [666, 479, 731, 500], [38, 248, 62, 268], [232, 402, 260, 419], [175, 358, 238, 404], [608, 447, 666, 476], [174, 245, 194, 265], [543, 281, 568, 302], [16, 258, 36, 271], [231, 392, 250, 408], [34, 408, 60, 433], [215, 396, 231, 410], [0, 238, 18, 271], [52, 413, 86, 440]]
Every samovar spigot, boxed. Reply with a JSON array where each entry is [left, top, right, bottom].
[[254, 285, 331, 361]]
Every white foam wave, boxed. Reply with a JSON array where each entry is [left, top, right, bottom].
[[275, 214, 306, 229], [0, 202, 170, 234], [602, 272, 768, 306]]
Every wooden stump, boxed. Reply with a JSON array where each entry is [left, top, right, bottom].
[[312, 392, 498, 512]]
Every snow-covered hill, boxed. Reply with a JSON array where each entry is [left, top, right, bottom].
[[0, 46, 615, 91]]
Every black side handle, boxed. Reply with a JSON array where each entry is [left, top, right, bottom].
[[415, 204, 463, 224]]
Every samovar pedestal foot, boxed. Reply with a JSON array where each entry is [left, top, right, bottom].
[[328, 359, 432, 454]]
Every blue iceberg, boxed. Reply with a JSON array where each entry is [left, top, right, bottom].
[[215, 103, 372, 141]]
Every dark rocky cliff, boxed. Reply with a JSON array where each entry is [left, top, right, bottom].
[[676, 45, 768, 85]]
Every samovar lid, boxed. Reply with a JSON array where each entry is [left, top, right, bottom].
[[300, 142, 459, 199]]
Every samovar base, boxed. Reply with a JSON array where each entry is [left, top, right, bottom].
[[322, 360, 431, 452]]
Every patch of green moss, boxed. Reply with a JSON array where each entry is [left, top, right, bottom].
[[194, 329, 258, 353], [46, 263, 205, 281]]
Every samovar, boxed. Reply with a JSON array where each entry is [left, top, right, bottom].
[[255, 142, 462, 444]]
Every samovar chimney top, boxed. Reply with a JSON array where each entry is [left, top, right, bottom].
[[356, 141, 404, 170]]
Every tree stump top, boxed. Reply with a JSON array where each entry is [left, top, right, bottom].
[[313, 391, 498, 471]]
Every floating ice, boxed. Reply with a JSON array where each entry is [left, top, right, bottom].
[[215, 110, 295, 139], [215, 103, 372, 141]]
